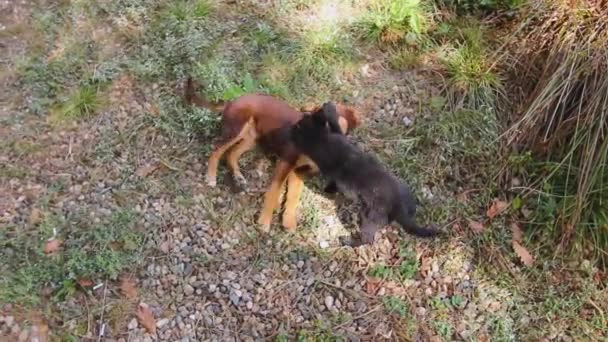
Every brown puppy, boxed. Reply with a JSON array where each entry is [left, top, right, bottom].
[[184, 78, 360, 232]]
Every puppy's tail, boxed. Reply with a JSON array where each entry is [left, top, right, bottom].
[[394, 207, 440, 238], [184, 77, 226, 112]]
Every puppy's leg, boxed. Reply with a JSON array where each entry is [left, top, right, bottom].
[[206, 138, 241, 187], [282, 171, 304, 232], [350, 205, 387, 247], [258, 160, 293, 232], [206, 119, 252, 187], [226, 126, 257, 189]]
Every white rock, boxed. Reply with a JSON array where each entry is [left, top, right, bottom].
[[324, 296, 334, 310], [319, 240, 329, 249], [128, 318, 138, 330], [402, 116, 414, 127], [156, 318, 170, 328]]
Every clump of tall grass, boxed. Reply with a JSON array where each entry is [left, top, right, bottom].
[[438, 21, 505, 110], [356, 0, 431, 46], [503, 0, 608, 264]]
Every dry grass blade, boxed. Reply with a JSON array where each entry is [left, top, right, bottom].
[[502, 0, 608, 264]]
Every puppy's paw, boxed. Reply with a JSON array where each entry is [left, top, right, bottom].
[[258, 223, 271, 233], [234, 174, 248, 191], [257, 216, 271, 233], [282, 215, 297, 232], [206, 175, 217, 187]]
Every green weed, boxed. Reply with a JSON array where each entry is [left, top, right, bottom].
[[50, 84, 104, 122], [382, 295, 408, 317], [368, 263, 393, 279], [356, 0, 429, 46], [443, 44, 503, 110]]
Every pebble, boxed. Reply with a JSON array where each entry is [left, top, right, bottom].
[[319, 241, 329, 249], [324, 296, 334, 310], [128, 318, 138, 330], [156, 318, 170, 328], [402, 116, 414, 127], [184, 284, 195, 295]]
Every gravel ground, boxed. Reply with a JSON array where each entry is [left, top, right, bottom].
[[1, 80, 519, 341]]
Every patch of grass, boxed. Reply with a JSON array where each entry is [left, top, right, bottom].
[[388, 47, 423, 70], [432, 319, 454, 340], [49, 84, 105, 122], [0, 209, 143, 306], [278, 24, 354, 100], [396, 244, 419, 280], [356, 0, 430, 46], [368, 263, 393, 279], [443, 44, 503, 110], [381, 295, 408, 317]]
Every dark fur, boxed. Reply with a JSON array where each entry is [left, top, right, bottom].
[[291, 102, 439, 246]]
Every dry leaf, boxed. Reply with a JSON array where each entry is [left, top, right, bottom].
[[120, 276, 139, 299], [29, 208, 42, 225], [512, 241, 534, 267], [487, 200, 509, 219], [468, 219, 485, 233], [365, 278, 382, 295], [43, 239, 62, 254], [456, 192, 469, 203], [77, 278, 94, 287], [135, 303, 157, 334], [510, 222, 523, 243], [135, 163, 158, 177]]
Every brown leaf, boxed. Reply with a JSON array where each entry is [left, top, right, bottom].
[[135, 163, 158, 177], [456, 191, 469, 203], [486, 199, 509, 219], [135, 303, 156, 334], [468, 219, 485, 234], [512, 241, 534, 267], [510, 222, 523, 243], [365, 278, 382, 295], [29, 208, 42, 225], [43, 239, 62, 254], [77, 278, 94, 287], [120, 276, 138, 300]]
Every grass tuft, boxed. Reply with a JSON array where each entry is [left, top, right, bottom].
[[50, 84, 104, 122], [356, 0, 430, 46]]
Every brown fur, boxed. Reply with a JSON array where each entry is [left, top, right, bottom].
[[184, 78, 360, 232]]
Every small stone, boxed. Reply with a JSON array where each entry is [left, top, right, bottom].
[[296, 260, 305, 269], [184, 284, 195, 295], [128, 318, 138, 330], [4, 316, 14, 326], [431, 261, 439, 273], [156, 318, 170, 328], [209, 284, 217, 292], [18, 330, 29, 342], [402, 116, 414, 127], [377, 287, 386, 296], [324, 296, 334, 310], [246, 301, 253, 310], [416, 307, 427, 316], [319, 240, 329, 249], [425, 287, 433, 296]]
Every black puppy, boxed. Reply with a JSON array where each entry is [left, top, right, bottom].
[[291, 102, 439, 246]]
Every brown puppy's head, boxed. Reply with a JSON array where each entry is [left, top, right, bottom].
[[300, 103, 360, 135]]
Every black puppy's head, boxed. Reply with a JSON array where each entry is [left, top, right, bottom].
[[291, 102, 336, 147]]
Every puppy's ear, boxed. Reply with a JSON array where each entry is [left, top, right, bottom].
[[318, 102, 343, 134], [312, 109, 328, 127]]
